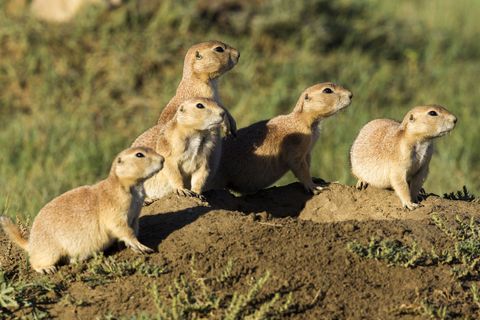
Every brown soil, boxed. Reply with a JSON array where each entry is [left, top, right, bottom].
[[1, 182, 479, 319]]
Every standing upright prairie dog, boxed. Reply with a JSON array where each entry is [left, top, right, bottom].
[[133, 40, 240, 148], [0, 147, 163, 274], [350, 105, 457, 210], [214, 83, 353, 194], [143, 98, 226, 202]]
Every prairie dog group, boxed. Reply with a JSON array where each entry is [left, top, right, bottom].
[[215, 83, 353, 194], [133, 40, 240, 149], [350, 105, 457, 209], [142, 98, 227, 201], [0, 147, 163, 274], [1, 36, 463, 279]]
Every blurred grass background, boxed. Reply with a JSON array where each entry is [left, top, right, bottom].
[[0, 0, 479, 219]]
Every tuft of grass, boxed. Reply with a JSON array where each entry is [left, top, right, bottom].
[[350, 214, 480, 278], [0, 269, 63, 319], [80, 253, 168, 288], [108, 259, 296, 320], [431, 214, 480, 280], [420, 300, 449, 320], [350, 214, 480, 318], [0, 271, 18, 310], [347, 238, 428, 267], [471, 283, 480, 308]]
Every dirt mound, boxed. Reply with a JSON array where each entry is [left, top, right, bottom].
[[298, 183, 478, 222], [1, 182, 479, 319]]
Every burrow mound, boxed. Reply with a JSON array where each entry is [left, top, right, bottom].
[[1, 182, 479, 319], [141, 181, 479, 224]]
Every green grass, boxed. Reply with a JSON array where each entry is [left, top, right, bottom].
[[348, 214, 480, 318], [0, 0, 479, 219], [0, 269, 61, 319], [347, 238, 429, 268], [78, 253, 169, 288], [105, 258, 300, 320]]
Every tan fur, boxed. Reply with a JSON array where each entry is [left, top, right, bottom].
[[143, 98, 226, 202], [30, 0, 121, 23], [0, 147, 163, 274], [350, 105, 457, 210], [214, 83, 353, 194], [132, 40, 240, 149]]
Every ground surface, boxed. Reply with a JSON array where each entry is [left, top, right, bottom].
[[1, 182, 479, 319]]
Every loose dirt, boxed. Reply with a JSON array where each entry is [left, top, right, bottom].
[[1, 182, 479, 319]]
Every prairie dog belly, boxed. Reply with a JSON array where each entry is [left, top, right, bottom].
[[180, 133, 215, 175]]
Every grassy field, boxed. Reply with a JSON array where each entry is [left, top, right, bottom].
[[0, 0, 479, 219]]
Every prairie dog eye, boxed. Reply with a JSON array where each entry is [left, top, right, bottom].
[[214, 46, 224, 53], [196, 103, 205, 109], [322, 88, 333, 94], [135, 152, 145, 158], [428, 110, 438, 116]]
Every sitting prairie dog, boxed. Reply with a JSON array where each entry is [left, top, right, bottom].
[[132, 40, 240, 149], [0, 147, 163, 274], [214, 83, 353, 194], [143, 98, 226, 202], [350, 105, 457, 210]]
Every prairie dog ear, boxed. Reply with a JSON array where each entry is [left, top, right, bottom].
[[195, 51, 202, 60], [117, 157, 122, 164], [304, 93, 310, 101], [409, 114, 415, 122], [179, 105, 185, 112]]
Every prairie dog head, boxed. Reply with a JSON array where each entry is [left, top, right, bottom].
[[176, 98, 226, 131], [113, 147, 164, 184], [184, 41, 240, 80], [293, 82, 353, 119], [401, 105, 457, 140]]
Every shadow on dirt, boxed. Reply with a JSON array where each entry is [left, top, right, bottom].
[[205, 179, 328, 218], [139, 205, 212, 250]]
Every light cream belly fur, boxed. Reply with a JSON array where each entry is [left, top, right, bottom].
[[145, 130, 218, 199], [352, 161, 393, 189]]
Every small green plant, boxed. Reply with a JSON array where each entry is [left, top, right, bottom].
[[471, 283, 480, 308], [350, 215, 480, 275], [224, 272, 271, 320], [432, 213, 480, 279], [350, 214, 480, 318], [110, 259, 296, 320], [420, 300, 449, 320], [151, 275, 221, 319], [347, 238, 428, 267], [0, 271, 18, 310], [0, 269, 63, 318], [81, 253, 168, 287], [391, 298, 450, 319]]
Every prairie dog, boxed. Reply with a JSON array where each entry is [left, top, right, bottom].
[[133, 40, 240, 148], [350, 105, 457, 210], [0, 147, 163, 274], [31, 0, 121, 23], [143, 98, 226, 202], [215, 83, 353, 194]]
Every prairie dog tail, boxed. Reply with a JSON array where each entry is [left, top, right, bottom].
[[0, 216, 28, 251]]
